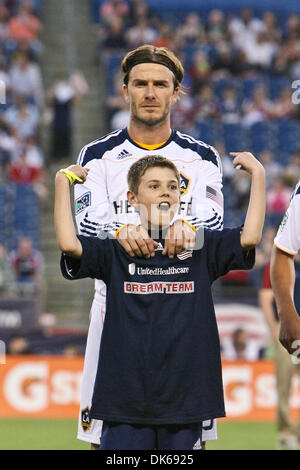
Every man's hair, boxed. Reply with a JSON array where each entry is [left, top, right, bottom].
[[121, 45, 184, 92], [127, 155, 180, 194]]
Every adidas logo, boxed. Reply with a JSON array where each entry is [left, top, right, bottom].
[[117, 149, 132, 159]]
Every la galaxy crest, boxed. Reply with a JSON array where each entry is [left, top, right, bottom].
[[179, 172, 191, 196], [81, 406, 92, 432]]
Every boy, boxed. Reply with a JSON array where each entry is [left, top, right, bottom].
[[55, 153, 265, 450]]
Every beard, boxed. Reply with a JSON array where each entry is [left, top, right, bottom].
[[131, 101, 171, 128]]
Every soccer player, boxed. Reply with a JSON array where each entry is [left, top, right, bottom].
[[271, 179, 300, 356], [55, 152, 265, 450], [74, 45, 224, 449]]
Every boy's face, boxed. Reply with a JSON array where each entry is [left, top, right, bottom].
[[128, 166, 180, 230], [123, 63, 179, 127]]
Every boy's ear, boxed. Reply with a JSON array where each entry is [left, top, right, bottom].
[[127, 190, 137, 207]]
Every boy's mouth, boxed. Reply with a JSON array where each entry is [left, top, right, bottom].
[[157, 202, 170, 211]]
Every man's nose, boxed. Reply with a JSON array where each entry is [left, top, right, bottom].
[[145, 85, 156, 99]]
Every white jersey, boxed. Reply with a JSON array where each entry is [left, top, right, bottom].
[[274, 180, 300, 255], [75, 128, 223, 301], [75, 128, 223, 444]]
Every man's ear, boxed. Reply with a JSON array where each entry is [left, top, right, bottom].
[[127, 190, 138, 207], [172, 87, 179, 105], [122, 84, 129, 103]]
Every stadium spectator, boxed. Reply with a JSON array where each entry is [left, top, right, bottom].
[[261, 11, 282, 43], [221, 327, 264, 361], [7, 0, 43, 54], [271, 87, 297, 120], [284, 150, 300, 186], [9, 51, 44, 108], [7, 333, 31, 354], [266, 175, 293, 226], [101, 13, 127, 51], [206, 9, 228, 45], [47, 73, 78, 162], [153, 22, 174, 49], [0, 242, 15, 296], [189, 84, 220, 122], [242, 30, 279, 71], [220, 86, 242, 124], [228, 8, 265, 51], [23, 135, 44, 170], [241, 85, 274, 127], [0, 3, 10, 43], [99, 0, 129, 28], [125, 17, 158, 49], [188, 50, 212, 93], [128, 0, 158, 29], [9, 235, 43, 297], [3, 94, 40, 139], [177, 12, 206, 46], [259, 150, 283, 189]]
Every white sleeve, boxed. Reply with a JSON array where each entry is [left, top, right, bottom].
[[74, 145, 126, 237], [274, 189, 300, 255], [74, 146, 140, 237]]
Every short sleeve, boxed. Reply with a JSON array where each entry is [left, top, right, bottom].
[[60, 235, 113, 283], [274, 190, 300, 255], [204, 227, 255, 282]]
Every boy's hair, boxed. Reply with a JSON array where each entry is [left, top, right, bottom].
[[121, 45, 184, 93], [127, 155, 181, 195]]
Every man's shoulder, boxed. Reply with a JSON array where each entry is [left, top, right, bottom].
[[293, 180, 300, 198], [77, 129, 128, 166], [172, 130, 222, 170]]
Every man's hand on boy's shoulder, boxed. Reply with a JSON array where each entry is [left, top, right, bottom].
[[162, 220, 196, 258], [116, 220, 196, 259], [116, 224, 159, 259]]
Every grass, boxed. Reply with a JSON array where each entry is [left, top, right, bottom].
[[0, 419, 279, 451]]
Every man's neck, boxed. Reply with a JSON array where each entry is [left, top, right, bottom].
[[127, 120, 172, 146]]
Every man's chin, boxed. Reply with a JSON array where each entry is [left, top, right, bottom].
[[135, 113, 166, 127]]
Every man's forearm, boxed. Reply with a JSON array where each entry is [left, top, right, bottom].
[[270, 246, 296, 318], [270, 245, 300, 354]]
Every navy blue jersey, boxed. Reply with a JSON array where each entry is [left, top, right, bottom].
[[61, 228, 255, 425]]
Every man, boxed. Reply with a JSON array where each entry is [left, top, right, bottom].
[[74, 45, 223, 448], [271, 179, 300, 356]]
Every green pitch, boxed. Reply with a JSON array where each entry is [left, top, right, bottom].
[[0, 419, 278, 450]]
